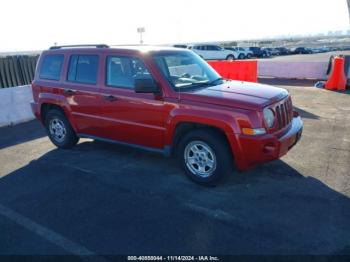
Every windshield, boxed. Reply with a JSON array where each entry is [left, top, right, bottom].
[[152, 51, 224, 91]]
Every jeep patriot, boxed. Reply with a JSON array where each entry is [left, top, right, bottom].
[[31, 44, 303, 185]]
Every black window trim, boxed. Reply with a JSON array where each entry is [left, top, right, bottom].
[[39, 54, 64, 81], [66, 54, 99, 85], [104, 54, 154, 90]]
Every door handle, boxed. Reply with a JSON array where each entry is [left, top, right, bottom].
[[63, 89, 76, 95], [103, 95, 118, 102]]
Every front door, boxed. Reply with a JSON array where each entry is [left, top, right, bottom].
[[98, 55, 166, 149], [207, 45, 222, 60]]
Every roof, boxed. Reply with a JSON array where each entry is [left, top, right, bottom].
[[46, 44, 185, 54]]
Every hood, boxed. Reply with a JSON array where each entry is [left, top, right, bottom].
[[180, 80, 289, 110]]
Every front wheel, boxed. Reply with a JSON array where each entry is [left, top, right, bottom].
[[177, 129, 233, 186], [238, 53, 245, 59]]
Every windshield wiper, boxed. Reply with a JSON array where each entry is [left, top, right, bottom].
[[184, 77, 224, 88], [205, 77, 224, 86]]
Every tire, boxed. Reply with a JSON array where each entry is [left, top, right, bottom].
[[226, 55, 235, 61], [246, 54, 252, 59], [238, 53, 245, 59], [177, 129, 233, 186], [45, 109, 79, 149]]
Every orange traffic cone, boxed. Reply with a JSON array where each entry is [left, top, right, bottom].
[[325, 56, 347, 91]]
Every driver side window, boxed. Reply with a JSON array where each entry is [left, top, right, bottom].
[[106, 56, 152, 89]]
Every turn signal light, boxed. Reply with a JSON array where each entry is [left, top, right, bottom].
[[242, 128, 266, 135]]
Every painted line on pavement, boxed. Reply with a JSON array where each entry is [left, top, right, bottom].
[[0, 203, 108, 262]]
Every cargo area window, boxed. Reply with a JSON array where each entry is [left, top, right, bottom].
[[39, 54, 64, 81], [106, 56, 152, 89], [67, 55, 99, 84]]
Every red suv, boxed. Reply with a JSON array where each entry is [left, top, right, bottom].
[[31, 44, 303, 185]]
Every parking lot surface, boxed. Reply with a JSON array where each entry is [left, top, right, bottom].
[[0, 81, 350, 256]]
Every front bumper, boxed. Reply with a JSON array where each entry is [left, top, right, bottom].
[[233, 115, 303, 170]]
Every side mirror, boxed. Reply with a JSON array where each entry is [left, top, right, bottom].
[[134, 77, 160, 94]]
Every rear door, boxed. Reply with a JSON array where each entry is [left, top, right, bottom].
[[62, 54, 102, 136], [96, 54, 166, 149]]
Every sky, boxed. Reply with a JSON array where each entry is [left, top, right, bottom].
[[1, 0, 349, 51]]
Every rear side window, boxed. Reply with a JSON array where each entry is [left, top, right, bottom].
[[207, 46, 216, 51], [39, 54, 64, 80], [67, 55, 99, 84]]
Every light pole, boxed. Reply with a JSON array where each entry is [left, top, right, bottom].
[[137, 27, 145, 45], [347, 0, 350, 23]]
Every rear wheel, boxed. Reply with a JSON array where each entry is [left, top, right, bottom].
[[226, 55, 235, 61], [45, 109, 79, 149], [238, 53, 245, 59], [177, 129, 233, 186]]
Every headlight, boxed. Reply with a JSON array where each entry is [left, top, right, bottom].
[[263, 108, 275, 128]]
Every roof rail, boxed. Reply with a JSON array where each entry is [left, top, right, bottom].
[[49, 44, 109, 50]]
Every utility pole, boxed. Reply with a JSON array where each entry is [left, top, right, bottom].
[[347, 0, 350, 23], [137, 27, 145, 45]]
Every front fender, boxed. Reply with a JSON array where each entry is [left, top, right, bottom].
[[164, 107, 241, 153]]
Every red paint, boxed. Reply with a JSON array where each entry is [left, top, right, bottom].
[[31, 46, 303, 171], [208, 60, 258, 82]]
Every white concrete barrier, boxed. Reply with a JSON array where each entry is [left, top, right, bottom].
[[0, 85, 35, 127], [258, 61, 329, 80]]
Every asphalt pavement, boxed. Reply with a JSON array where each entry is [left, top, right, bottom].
[[0, 82, 350, 257]]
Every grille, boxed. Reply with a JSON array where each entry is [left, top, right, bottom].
[[274, 97, 293, 129]]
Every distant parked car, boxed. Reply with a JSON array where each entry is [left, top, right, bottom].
[[188, 44, 238, 60], [292, 47, 313, 54], [276, 47, 291, 55], [248, 47, 269, 58], [263, 48, 280, 56], [225, 47, 253, 59], [340, 46, 350, 51], [320, 47, 331, 53], [311, 48, 322, 53], [240, 47, 254, 58], [329, 47, 339, 51], [173, 44, 188, 49]]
